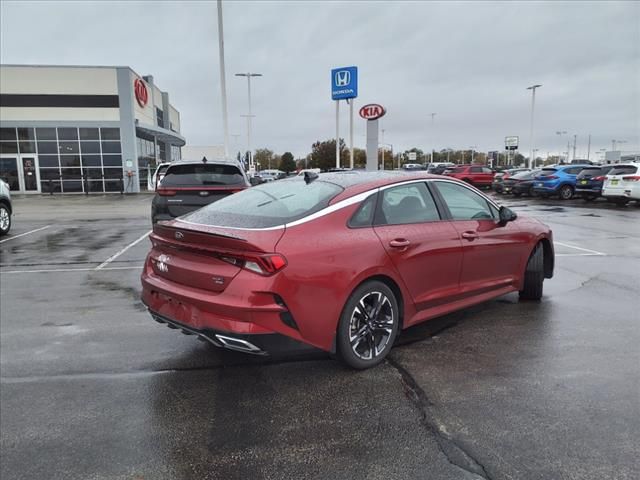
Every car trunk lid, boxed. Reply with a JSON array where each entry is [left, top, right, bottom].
[[148, 220, 285, 292], [158, 186, 245, 217]]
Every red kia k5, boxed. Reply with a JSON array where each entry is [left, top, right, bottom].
[[141, 171, 554, 369]]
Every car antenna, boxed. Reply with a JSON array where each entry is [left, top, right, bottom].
[[202, 156, 208, 164], [304, 171, 318, 184]]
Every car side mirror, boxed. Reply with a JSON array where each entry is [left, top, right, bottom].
[[498, 206, 517, 225]]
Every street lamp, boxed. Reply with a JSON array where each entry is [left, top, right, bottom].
[[470, 146, 478, 163], [235, 72, 263, 171], [380, 143, 393, 169], [430, 113, 437, 164], [556, 130, 567, 162], [527, 84, 542, 169]]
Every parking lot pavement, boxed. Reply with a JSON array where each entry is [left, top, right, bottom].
[[1, 194, 639, 480]]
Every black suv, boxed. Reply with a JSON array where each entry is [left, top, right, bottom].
[[151, 160, 250, 224]]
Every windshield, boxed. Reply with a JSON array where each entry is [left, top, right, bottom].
[[183, 178, 344, 228], [161, 164, 245, 186]]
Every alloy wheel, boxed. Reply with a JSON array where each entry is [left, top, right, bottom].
[[0, 207, 9, 232], [348, 291, 394, 360]]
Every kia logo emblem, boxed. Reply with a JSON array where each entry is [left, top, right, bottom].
[[156, 254, 170, 273], [335, 70, 351, 87], [174, 231, 184, 240], [359, 104, 386, 120], [134, 78, 148, 107]]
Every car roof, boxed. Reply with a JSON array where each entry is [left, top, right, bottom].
[[302, 170, 452, 202]]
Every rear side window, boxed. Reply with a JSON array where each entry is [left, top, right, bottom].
[[161, 163, 245, 186], [375, 183, 440, 225], [183, 179, 343, 228], [609, 165, 637, 175], [349, 193, 377, 228]]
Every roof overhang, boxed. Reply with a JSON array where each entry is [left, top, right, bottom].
[[135, 120, 186, 146]]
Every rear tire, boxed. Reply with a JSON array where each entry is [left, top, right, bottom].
[[583, 195, 596, 202], [614, 198, 629, 206], [337, 281, 399, 370], [519, 244, 544, 301], [559, 185, 573, 200]]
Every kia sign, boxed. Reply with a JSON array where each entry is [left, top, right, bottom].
[[331, 66, 358, 100], [505, 136, 519, 150], [134, 78, 148, 108], [359, 104, 386, 120]]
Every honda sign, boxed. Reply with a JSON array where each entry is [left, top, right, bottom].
[[331, 66, 358, 100]]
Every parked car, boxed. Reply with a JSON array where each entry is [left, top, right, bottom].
[[602, 163, 640, 205], [443, 164, 495, 187], [297, 168, 321, 177], [141, 172, 554, 369], [502, 169, 541, 197], [151, 159, 250, 224], [575, 165, 616, 201], [402, 163, 423, 171], [259, 169, 286, 182], [492, 168, 532, 193], [426, 162, 455, 175], [532, 164, 590, 200], [148, 162, 171, 191], [0, 178, 12, 236]]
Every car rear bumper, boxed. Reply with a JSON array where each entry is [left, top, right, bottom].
[[575, 187, 601, 195], [141, 264, 317, 354]]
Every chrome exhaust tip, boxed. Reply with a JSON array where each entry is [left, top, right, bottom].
[[214, 334, 267, 355]]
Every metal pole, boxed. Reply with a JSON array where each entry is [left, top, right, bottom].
[[381, 129, 385, 170], [216, 0, 230, 159], [336, 100, 340, 168], [587, 134, 591, 161], [349, 100, 354, 169], [527, 84, 542, 169], [430, 113, 436, 164], [247, 74, 253, 169], [572, 134, 577, 161]]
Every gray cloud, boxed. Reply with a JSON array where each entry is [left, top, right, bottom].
[[1, 0, 638, 160]]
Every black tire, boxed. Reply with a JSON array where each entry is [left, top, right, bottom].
[[559, 185, 573, 200], [337, 280, 399, 369], [528, 186, 536, 197], [0, 204, 10, 236], [614, 198, 629, 206], [583, 195, 596, 202], [519, 244, 544, 300]]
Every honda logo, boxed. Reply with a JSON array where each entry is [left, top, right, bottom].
[[335, 70, 351, 87]]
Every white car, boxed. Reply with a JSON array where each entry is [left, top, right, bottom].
[[148, 162, 171, 191], [602, 162, 640, 205], [0, 178, 12, 236]]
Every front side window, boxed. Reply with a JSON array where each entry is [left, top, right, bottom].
[[375, 183, 440, 225], [470, 166, 483, 173], [435, 181, 495, 221]]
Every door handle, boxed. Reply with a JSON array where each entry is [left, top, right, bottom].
[[389, 239, 411, 248], [461, 231, 479, 240]]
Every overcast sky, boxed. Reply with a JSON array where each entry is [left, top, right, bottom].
[[1, 0, 639, 159]]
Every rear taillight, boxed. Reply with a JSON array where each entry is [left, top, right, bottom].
[[622, 176, 640, 182], [219, 253, 287, 276], [157, 188, 177, 196], [593, 176, 605, 181], [547, 175, 558, 180]]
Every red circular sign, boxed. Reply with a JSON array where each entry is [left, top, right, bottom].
[[359, 104, 386, 120], [134, 78, 148, 107]]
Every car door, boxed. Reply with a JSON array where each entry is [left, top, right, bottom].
[[431, 180, 527, 296], [372, 182, 463, 317]]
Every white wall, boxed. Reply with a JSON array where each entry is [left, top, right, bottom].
[[169, 105, 180, 132], [0, 107, 119, 121], [0, 65, 118, 94], [182, 145, 225, 161]]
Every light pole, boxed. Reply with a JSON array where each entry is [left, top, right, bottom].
[[216, 0, 230, 159], [235, 72, 262, 171], [430, 113, 437, 164], [556, 130, 567, 162], [527, 84, 542, 169], [380, 143, 393, 169], [470, 145, 477, 163]]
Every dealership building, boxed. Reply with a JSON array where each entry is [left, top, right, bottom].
[[0, 64, 185, 193]]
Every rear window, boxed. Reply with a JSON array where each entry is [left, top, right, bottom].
[[609, 165, 637, 176], [540, 168, 557, 175], [513, 170, 537, 180], [577, 167, 601, 177], [161, 164, 245, 186], [182, 178, 344, 228]]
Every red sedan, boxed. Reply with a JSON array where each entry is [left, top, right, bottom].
[[141, 171, 554, 369]]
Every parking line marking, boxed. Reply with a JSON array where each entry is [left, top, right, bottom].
[[0, 266, 142, 274], [555, 241, 606, 256], [0, 225, 51, 244], [95, 230, 151, 270]]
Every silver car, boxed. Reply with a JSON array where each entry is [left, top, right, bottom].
[[0, 178, 12, 235]]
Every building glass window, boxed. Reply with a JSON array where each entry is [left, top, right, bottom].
[[101, 141, 122, 154], [156, 107, 164, 128], [57, 128, 78, 141], [0, 142, 19, 154], [17, 128, 36, 141], [38, 155, 60, 168], [59, 142, 80, 154], [60, 155, 81, 167], [19, 141, 37, 153], [0, 128, 17, 141], [159, 142, 166, 161], [79, 128, 99, 140], [80, 141, 100, 154], [35, 128, 57, 140], [100, 128, 120, 141]]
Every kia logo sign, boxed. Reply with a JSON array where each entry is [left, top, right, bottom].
[[359, 104, 386, 120], [134, 78, 148, 108]]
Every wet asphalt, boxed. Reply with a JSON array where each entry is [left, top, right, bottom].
[[0, 193, 639, 480]]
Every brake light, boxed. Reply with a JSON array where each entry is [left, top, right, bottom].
[[219, 253, 287, 276], [546, 175, 558, 180], [593, 176, 605, 181], [157, 188, 177, 196], [622, 176, 640, 182]]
